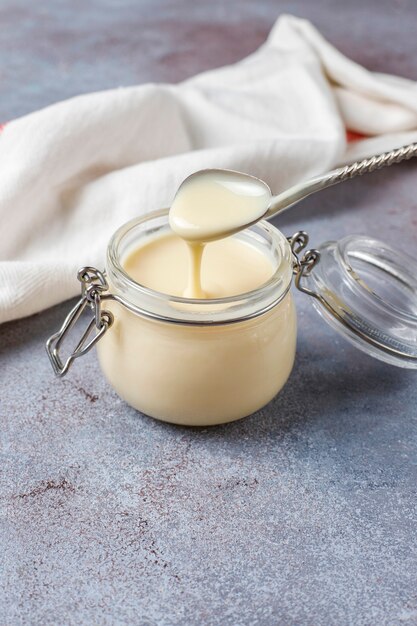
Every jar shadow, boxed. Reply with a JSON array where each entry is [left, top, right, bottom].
[[175, 352, 412, 446]]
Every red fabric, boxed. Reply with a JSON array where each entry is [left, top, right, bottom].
[[346, 129, 366, 143]]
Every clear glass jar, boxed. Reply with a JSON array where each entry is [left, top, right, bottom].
[[97, 210, 296, 426], [46, 210, 417, 426]]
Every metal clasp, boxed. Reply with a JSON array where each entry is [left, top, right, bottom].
[[46, 267, 114, 377], [287, 231, 321, 296]]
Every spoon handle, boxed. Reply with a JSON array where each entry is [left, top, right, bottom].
[[266, 141, 417, 218]]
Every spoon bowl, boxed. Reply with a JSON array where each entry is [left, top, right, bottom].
[[169, 168, 272, 242]]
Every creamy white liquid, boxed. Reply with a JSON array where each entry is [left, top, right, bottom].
[[123, 233, 275, 299], [169, 169, 271, 298]]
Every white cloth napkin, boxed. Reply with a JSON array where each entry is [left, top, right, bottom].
[[1, 14, 417, 324]]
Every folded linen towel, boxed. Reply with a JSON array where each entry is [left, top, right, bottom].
[[1, 14, 417, 324]]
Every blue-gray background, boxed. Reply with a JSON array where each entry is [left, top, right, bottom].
[[1, 1, 416, 624]]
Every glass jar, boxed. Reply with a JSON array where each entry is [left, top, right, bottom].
[[46, 210, 417, 426]]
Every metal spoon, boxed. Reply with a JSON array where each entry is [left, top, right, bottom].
[[173, 142, 417, 241]]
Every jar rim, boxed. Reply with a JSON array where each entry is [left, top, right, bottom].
[[106, 209, 294, 325]]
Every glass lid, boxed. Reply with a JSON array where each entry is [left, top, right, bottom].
[[296, 234, 417, 369]]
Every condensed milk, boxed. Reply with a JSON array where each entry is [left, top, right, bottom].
[[123, 233, 275, 300], [96, 201, 296, 425]]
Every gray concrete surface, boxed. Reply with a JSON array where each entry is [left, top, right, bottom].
[[1, 1, 417, 624]]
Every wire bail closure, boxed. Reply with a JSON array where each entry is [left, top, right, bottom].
[[287, 231, 321, 290], [45, 267, 114, 377]]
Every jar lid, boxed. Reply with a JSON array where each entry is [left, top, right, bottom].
[[297, 235, 417, 368]]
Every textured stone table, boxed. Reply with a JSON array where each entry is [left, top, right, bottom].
[[1, 1, 417, 625]]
